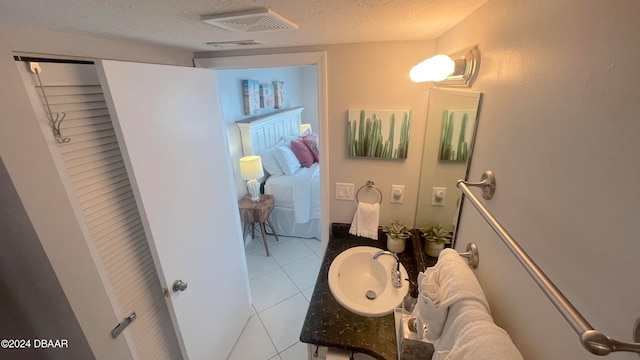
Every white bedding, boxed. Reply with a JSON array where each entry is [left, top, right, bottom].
[[264, 162, 321, 224]]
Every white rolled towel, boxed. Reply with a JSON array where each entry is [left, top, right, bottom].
[[418, 265, 440, 287], [415, 248, 491, 342], [435, 317, 523, 360], [436, 249, 490, 313], [416, 286, 448, 341], [433, 299, 495, 354], [414, 266, 447, 341]]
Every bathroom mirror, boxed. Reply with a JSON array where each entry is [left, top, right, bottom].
[[414, 88, 482, 245]]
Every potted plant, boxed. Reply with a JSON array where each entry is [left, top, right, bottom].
[[421, 223, 452, 257], [382, 220, 411, 253]]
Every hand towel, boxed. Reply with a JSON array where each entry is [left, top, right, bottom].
[[348, 202, 379, 240]]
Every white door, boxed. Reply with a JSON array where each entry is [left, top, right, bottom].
[[96, 60, 251, 360]]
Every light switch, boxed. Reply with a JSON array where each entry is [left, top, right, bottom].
[[390, 185, 405, 203], [431, 187, 446, 206], [336, 183, 355, 200]]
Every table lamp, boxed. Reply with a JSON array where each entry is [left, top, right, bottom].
[[300, 123, 312, 135], [239, 155, 264, 202]]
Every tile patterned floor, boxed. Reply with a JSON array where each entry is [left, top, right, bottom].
[[228, 234, 323, 360]]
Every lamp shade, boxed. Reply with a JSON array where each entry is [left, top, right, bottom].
[[300, 123, 312, 135], [239, 156, 264, 180], [409, 54, 455, 82]]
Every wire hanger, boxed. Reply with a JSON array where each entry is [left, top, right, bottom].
[[28, 62, 70, 144]]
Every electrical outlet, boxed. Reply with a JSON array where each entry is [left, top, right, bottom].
[[336, 183, 355, 200], [390, 185, 405, 204], [431, 187, 446, 206]]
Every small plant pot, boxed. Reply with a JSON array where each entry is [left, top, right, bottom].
[[425, 241, 445, 257], [387, 235, 406, 253]]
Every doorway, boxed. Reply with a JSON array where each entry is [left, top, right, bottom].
[[194, 52, 329, 247], [194, 52, 329, 359]]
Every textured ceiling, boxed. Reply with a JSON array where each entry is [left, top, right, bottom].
[[0, 0, 487, 52]]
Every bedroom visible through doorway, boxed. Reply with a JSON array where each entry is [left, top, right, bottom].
[[215, 67, 321, 242], [194, 51, 329, 250]]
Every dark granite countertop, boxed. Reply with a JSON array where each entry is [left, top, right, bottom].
[[300, 224, 437, 360]]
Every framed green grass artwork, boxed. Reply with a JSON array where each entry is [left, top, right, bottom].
[[347, 109, 412, 159], [438, 109, 478, 161]]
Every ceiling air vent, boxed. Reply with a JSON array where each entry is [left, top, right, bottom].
[[201, 8, 298, 33], [205, 40, 264, 48]]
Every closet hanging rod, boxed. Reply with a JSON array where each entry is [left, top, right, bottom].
[[457, 171, 640, 356]]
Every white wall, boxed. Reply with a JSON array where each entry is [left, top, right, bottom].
[[0, 23, 193, 359], [216, 67, 308, 122], [0, 159, 94, 360], [440, 0, 640, 359], [323, 42, 437, 226], [300, 65, 320, 131], [215, 66, 318, 199]]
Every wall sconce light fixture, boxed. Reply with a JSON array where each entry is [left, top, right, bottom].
[[410, 46, 480, 87], [239, 155, 264, 202]]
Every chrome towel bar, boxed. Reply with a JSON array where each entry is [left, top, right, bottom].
[[458, 171, 640, 356], [457, 242, 479, 269]]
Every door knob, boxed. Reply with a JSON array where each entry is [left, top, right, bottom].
[[173, 280, 188, 292]]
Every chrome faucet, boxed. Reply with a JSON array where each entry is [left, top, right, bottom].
[[372, 250, 403, 289]]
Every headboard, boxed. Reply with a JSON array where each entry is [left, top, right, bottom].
[[236, 106, 304, 156]]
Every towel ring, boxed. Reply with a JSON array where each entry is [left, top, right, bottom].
[[356, 180, 383, 204]]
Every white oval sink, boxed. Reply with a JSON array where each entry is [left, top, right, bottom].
[[328, 246, 409, 317]]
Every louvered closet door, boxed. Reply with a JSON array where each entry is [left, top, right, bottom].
[[21, 61, 182, 360]]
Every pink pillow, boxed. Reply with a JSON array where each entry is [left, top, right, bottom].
[[290, 138, 315, 167], [302, 133, 320, 162]]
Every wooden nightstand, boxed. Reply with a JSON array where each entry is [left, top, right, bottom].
[[238, 194, 280, 256]]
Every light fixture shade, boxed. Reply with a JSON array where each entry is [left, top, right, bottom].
[[409, 54, 455, 82], [410, 46, 481, 87], [239, 155, 264, 180], [300, 123, 312, 135]]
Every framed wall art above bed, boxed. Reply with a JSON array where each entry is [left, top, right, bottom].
[[242, 79, 260, 115]]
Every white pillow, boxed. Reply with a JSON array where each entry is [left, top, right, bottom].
[[280, 134, 298, 149], [274, 145, 301, 175], [259, 147, 284, 176]]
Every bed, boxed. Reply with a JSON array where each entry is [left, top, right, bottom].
[[237, 107, 321, 239]]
